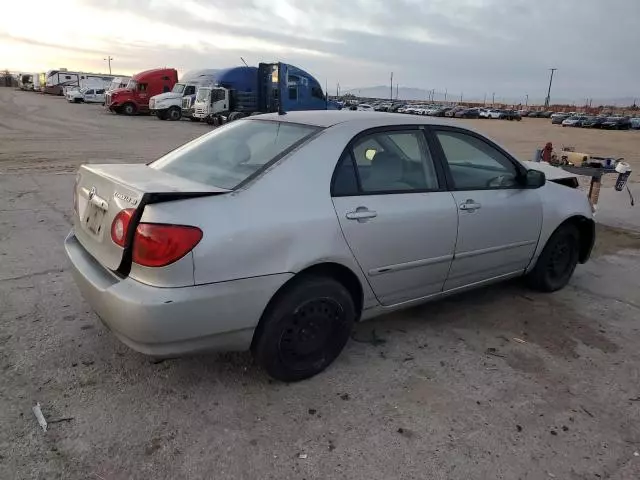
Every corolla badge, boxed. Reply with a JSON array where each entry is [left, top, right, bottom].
[[114, 191, 138, 206]]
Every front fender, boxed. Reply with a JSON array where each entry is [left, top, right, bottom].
[[527, 181, 594, 271]]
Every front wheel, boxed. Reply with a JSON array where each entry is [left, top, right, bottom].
[[167, 106, 181, 121], [122, 103, 137, 116], [252, 276, 356, 382], [156, 110, 168, 120], [527, 224, 580, 292]]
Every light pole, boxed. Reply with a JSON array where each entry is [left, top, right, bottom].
[[544, 68, 557, 108], [390, 72, 393, 102], [483, 93, 487, 106], [104, 56, 113, 75], [492, 92, 495, 105], [444, 88, 447, 102], [525, 94, 529, 107]]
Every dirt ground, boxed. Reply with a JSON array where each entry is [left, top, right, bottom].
[[1, 88, 640, 480]]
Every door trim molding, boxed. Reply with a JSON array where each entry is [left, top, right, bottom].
[[454, 240, 537, 260], [368, 254, 454, 276]]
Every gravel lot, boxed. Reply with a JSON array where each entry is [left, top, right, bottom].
[[1, 89, 640, 480]]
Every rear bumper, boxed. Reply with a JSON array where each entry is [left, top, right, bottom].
[[64, 232, 292, 356]]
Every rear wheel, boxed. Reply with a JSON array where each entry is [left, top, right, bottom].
[[122, 103, 137, 116], [167, 106, 181, 121], [253, 276, 355, 382], [527, 224, 580, 292]]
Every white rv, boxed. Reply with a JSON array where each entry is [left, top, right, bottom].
[[106, 76, 131, 92], [44, 69, 115, 96], [18, 73, 35, 90]]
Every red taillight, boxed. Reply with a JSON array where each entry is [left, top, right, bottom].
[[110, 209, 135, 247], [132, 224, 202, 267]]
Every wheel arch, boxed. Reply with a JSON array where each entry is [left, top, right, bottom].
[[250, 262, 364, 351], [553, 215, 595, 263]]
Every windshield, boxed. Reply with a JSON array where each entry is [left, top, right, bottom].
[[150, 120, 320, 189], [172, 83, 185, 94], [126, 79, 137, 89], [196, 88, 210, 102]]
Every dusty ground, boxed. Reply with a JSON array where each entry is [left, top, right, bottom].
[[1, 88, 640, 480]]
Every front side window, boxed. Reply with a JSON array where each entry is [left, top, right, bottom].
[[172, 83, 186, 94], [184, 85, 196, 96], [435, 130, 519, 190], [151, 120, 320, 189], [333, 130, 439, 195]]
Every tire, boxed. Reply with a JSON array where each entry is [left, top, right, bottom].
[[252, 276, 356, 382], [527, 224, 580, 292], [189, 116, 200, 122], [122, 103, 136, 116], [167, 106, 181, 121], [156, 110, 168, 120]]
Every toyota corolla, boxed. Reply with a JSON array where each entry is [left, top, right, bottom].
[[65, 111, 595, 381]]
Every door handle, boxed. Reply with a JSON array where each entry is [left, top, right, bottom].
[[459, 200, 481, 211], [346, 208, 377, 221]]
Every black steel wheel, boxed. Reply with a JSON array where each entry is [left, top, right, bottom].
[[253, 276, 356, 381], [122, 103, 136, 116], [167, 106, 181, 121], [527, 224, 580, 292]]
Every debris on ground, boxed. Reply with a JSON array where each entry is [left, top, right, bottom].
[[516, 425, 523, 432], [339, 393, 350, 401], [308, 409, 317, 415], [48, 417, 74, 425], [397, 427, 416, 439], [513, 338, 527, 344], [32, 403, 47, 432], [298, 453, 308, 459], [486, 347, 506, 358], [351, 329, 386, 346]]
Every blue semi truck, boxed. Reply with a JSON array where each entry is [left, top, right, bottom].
[[191, 62, 338, 124]]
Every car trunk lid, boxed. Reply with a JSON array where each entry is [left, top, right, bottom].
[[74, 164, 228, 271]]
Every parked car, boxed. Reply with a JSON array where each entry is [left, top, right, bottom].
[[479, 108, 491, 118], [518, 110, 530, 117], [528, 111, 542, 118], [501, 110, 522, 121], [485, 109, 504, 119], [581, 116, 607, 128], [431, 107, 451, 117], [551, 114, 570, 125], [356, 104, 374, 112], [446, 106, 464, 117], [66, 87, 85, 103], [631, 118, 640, 130], [601, 116, 632, 130], [562, 116, 588, 127], [540, 111, 554, 118], [454, 108, 480, 119], [82, 88, 106, 104], [66, 111, 595, 381]]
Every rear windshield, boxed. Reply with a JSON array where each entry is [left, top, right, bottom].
[[150, 119, 320, 189]]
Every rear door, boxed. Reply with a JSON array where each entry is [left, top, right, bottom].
[[332, 127, 458, 306], [429, 127, 543, 290]]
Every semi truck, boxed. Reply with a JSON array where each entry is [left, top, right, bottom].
[[105, 68, 178, 115], [148, 69, 218, 121], [191, 62, 337, 124]]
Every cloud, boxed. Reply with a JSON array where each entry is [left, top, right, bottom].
[[2, 0, 638, 101]]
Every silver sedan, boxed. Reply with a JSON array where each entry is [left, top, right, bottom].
[[65, 111, 595, 381]]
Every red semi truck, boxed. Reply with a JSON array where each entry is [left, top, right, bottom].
[[105, 68, 178, 115]]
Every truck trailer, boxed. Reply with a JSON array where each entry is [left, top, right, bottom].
[[105, 68, 178, 115], [191, 62, 337, 123]]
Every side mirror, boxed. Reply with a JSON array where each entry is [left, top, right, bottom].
[[524, 169, 546, 188]]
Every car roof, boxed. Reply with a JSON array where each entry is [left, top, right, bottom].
[[254, 110, 456, 128]]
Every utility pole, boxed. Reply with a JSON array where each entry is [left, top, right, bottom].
[[483, 93, 487, 106], [525, 94, 529, 106], [336, 82, 340, 97], [460, 92, 463, 103], [104, 56, 113, 75], [390, 72, 393, 102], [492, 92, 495, 105], [545, 68, 557, 108], [444, 88, 447, 102], [395, 83, 399, 100]]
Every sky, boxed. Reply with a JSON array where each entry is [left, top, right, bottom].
[[1, 0, 639, 103]]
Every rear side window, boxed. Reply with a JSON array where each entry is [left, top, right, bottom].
[[151, 120, 320, 189], [333, 130, 439, 195]]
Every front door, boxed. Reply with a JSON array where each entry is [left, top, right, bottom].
[[431, 128, 543, 290], [332, 127, 458, 306]]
